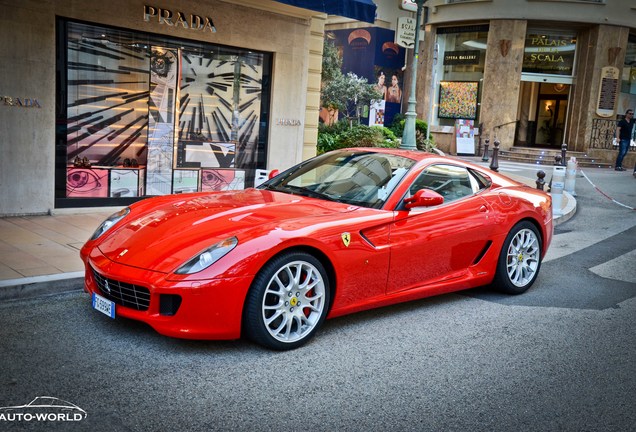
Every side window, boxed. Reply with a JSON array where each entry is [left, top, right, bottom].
[[409, 164, 475, 203], [468, 168, 492, 190]]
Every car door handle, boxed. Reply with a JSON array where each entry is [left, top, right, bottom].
[[479, 205, 488, 213]]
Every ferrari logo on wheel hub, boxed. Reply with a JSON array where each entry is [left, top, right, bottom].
[[290, 297, 298, 307]]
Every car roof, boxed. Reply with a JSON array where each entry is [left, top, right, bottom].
[[341, 147, 439, 162]]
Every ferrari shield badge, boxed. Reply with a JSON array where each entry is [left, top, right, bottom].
[[341, 232, 351, 247]]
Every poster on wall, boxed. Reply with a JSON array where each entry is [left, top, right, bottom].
[[438, 81, 479, 120], [331, 27, 406, 127], [455, 120, 475, 155]]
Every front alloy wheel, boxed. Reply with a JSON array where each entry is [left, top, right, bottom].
[[244, 252, 330, 350], [493, 221, 542, 294]]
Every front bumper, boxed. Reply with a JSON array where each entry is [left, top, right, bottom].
[[82, 248, 253, 340]]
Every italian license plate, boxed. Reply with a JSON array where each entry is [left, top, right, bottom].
[[92, 293, 115, 319]]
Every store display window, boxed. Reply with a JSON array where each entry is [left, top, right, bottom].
[[55, 20, 272, 207], [433, 25, 488, 127]]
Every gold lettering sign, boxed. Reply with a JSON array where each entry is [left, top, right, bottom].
[[522, 34, 576, 76], [143, 5, 216, 33], [276, 119, 302, 126], [2, 96, 42, 108]]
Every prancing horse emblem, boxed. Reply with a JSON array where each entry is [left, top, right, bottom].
[[341, 232, 351, 247]]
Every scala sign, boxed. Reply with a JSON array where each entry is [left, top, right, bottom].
[[396, 16, 416, 49]]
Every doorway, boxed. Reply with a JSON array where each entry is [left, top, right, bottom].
[[516, 81, 570, 148], [535, 95, 568, 146]]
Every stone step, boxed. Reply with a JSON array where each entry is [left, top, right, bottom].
[[497, 152, 612, 168], [495, 146, 613, 168]]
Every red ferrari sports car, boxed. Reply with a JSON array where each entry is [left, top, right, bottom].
[[81, 148, 553, 350]]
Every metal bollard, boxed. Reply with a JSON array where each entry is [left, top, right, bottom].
[[536, 170, 546, 191], [482, 138, 490, 162], [561, 143, 567, 166], [551, 165, 566, 216], [489, 139, 500, 172], [564, 156, 577, 196]]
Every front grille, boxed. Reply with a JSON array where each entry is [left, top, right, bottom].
[[92, 267, 151, 311]]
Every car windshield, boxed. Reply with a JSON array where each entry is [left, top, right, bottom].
[[259, 150, 415, 208]]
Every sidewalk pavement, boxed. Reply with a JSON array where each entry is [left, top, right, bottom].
[[3, 162, 634, 302]]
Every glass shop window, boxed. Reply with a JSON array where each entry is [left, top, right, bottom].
[[433, 25, 488, 128], [56, 20, 271, 207], [622, 34, 636, 95]]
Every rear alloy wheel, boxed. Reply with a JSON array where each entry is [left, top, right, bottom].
[[493, 221, 542, 294], [244, 252, 330, 350]]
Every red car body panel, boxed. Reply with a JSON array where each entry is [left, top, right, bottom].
[[81, 149, 553, 340]]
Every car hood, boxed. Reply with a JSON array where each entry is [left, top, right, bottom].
[[97, 189, 358, 273]]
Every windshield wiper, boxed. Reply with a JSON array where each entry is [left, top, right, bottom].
[[274, 184, 338, 201]]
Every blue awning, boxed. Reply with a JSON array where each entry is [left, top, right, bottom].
[[273, 0, 376, 24]]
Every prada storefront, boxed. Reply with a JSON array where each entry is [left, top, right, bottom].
[[57, 19, 272, 207], [1, 1, 325, 215]]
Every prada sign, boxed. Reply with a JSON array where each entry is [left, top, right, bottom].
[[143, 5, 216, 33], [2, 96, 41, 108]]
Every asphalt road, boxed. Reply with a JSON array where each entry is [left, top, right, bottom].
[[1, 162, 635, 432]]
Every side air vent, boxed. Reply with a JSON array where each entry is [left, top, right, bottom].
[[472, 241, 492, 265]]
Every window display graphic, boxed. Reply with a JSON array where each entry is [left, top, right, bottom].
[[58, 21, 271, 203], [176, 52, 264, 169], [66, 168, 109, 197], [66, 23, 150, 167], [173, 170, 200, 194], [201, 169, 245, 191], [110, 169, 143, 197], [146, 47, 178, 196], [438, 81, 479, 120], [184, 142, 236, 167]]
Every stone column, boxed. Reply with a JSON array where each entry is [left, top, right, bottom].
[[480, 20, 527, 151], [567, 25, 628, 153]]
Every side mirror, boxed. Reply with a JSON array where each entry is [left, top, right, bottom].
[[404, 189, 444, 209], [268, 169, 280, 179]]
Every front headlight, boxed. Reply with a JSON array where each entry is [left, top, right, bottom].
[[89, 207, 130, 241], [175, 237, 238, 274]]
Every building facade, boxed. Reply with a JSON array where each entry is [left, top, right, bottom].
[[1, 0, 330, 216], [2, 0, 635, 216], [412, 0, 636, 161]]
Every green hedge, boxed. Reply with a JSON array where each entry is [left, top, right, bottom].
[[317, 117, 434, 154], [317, 121, 399, 154]]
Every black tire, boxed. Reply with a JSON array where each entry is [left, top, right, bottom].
[[243, 252, 330, 350], [492, 221, 543, 295]]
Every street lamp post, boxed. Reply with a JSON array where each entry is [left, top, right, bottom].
[[400, 0, 426, 150]]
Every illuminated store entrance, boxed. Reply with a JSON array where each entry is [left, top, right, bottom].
[[516, 81, 571, 148], [514, 27, 576, 148]]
